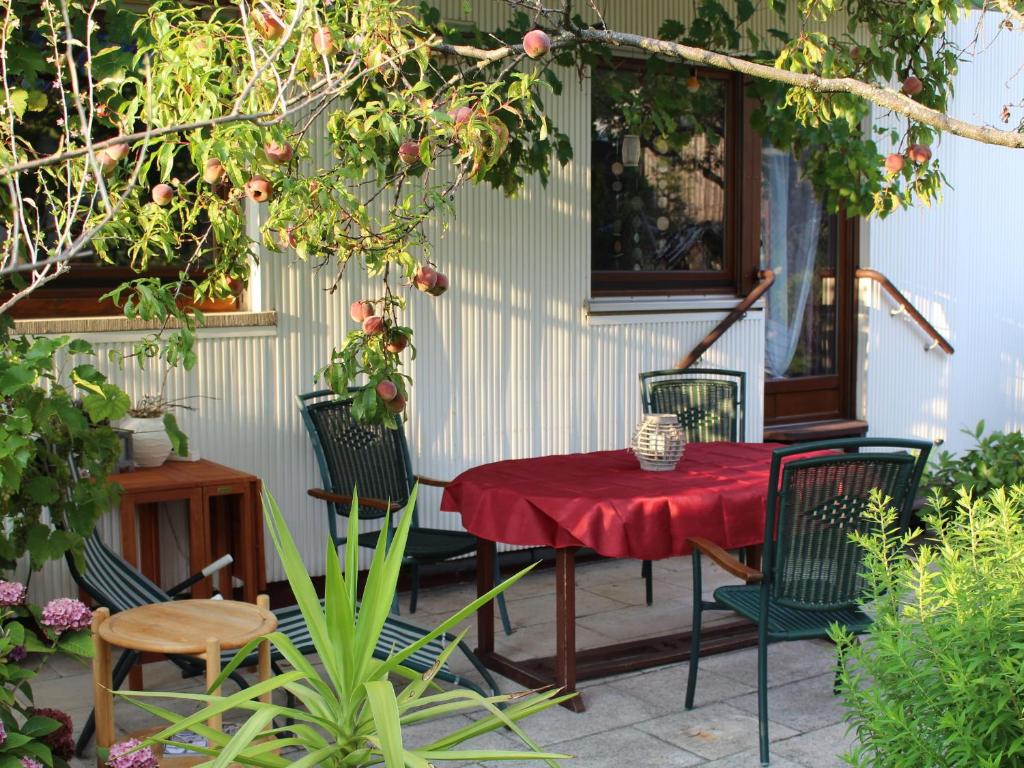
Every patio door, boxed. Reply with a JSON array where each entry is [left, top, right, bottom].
[[760, 147, 857, 429]]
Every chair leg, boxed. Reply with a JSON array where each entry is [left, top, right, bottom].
[[757, 625, 770, 766], [76, 648, 138, 755], [684, 552, 702, 709], [495, 557, 513, 636], [641, 560, 653, 606], [409, 564, 420, 614]]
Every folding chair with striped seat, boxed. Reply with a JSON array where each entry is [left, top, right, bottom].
[[68, 530, 500, 754]]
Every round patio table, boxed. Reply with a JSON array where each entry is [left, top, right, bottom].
[[90, 598, 277, 767]]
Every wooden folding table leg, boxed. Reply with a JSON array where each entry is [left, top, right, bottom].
[[236, 483, 255, 603], [189, 488, 212, 598], [257, 594, 272, 703], [554, 547, 581, 709], [475, 539, 495, 656], [91, 608, 114, 768]]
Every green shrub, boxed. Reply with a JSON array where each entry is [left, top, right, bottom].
[[833, 487, 1024, 767], [924, 421, 1024, 512]]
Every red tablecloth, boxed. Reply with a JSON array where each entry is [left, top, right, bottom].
[[441, 442, 784, 561]]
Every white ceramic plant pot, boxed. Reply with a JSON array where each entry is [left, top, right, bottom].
[[120, 415, 172, 468]]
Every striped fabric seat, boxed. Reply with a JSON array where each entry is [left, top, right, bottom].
[[72, 532, 496, 696]]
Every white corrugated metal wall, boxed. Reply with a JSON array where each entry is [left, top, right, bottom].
[[864, 10, 1024, 453]]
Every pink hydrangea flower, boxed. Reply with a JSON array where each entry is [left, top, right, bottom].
[[107, 738, 159, 768], [40, 598, 92, 633], [0, 580, 27, 606], [20, 758, 43, 768]]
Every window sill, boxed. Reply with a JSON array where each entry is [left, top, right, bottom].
[[13, 311, 278, 338], [584, 295, 764, 325]]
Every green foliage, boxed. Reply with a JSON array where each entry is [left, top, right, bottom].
[[923, 420, 1024, 512], [833, 488, 1024, 767], [0, 316, 123, 573], [0, 599, 94, 768], [120, 490, 572, 767]]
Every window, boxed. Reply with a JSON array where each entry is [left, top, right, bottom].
[[590, 61, 760, 296]]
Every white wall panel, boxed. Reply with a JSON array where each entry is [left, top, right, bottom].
[[865, 11, 1024, 454]]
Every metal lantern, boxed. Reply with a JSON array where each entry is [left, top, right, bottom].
[[630, 414, 686, 471]]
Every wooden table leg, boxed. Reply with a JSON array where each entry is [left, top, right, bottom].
[[237, 483, 256, 603], [189, 489, 212, 598], [139, 503, 161, 585], [554, 547, 581, 709], [744, 544, 762, 572], [119, 496, 138, 568], [257, 595, 272, 703], [91, 608, 114, 768], [475, 539, 495, 656], [206, 637, 222, 732]]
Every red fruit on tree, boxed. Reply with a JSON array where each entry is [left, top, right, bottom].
[[244, 176, 273, 202], [884, 153, 905, 174], [685, 75, 700, 93], [105, 142, 130, 161], [385, 393, 406, 413], [151, 183, 174, 206], [349, 300, 374, 322], [398, 140, 420, 166], [452, 106, 473, 125], [204, 158, 226, 184], [413, 265, 438, 292], [901, 76, 923, 96], [385, 331, 408, 353], [252, 9, 285, 40], [427, 272, 448, 297], [312, 27, 337, 56], [522, 29, 551, 58], [95, 148, 119, 174], [908, 144, 932, 164], [264, 141, 293, 164], [277, 228, 297, 249], [376, 380, 398, 401], [362, 315, 385, 335]]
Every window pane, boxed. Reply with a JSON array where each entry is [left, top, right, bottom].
[[761, 146, 837, 379], [591, 67, 727, 276]]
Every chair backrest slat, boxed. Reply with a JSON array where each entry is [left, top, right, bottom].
[[764, 438, 931, 610], [297, 390, 416, 538], [640, 368, 745, 442], [70, 532, 171, 613]]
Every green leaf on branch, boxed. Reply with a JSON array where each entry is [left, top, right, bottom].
[[163, 413, 189, 457]]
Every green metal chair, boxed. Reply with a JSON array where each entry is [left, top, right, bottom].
[[297, 389, 512, 635], [684, 437, 932, 766], [638, 367, 746, 605]]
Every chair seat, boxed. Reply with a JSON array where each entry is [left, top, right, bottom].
[[355, 528, 477, 562], [713, 584, 873, 640]]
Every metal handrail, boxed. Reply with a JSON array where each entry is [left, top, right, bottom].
[[676, 269, 775, 369], [856, 268, 954, 355]]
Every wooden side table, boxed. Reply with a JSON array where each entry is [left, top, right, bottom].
[[91, 599, 277, 768], [113, 460, 266, 603]]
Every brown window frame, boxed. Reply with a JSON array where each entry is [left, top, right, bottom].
[[590, 61, 763, 298]]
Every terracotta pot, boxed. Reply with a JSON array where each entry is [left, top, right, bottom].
[[120, 415, 172, 468]]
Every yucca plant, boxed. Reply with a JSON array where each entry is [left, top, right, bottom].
[[119, 487, 571, 766]]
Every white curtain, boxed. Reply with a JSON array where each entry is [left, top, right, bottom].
[[761, 147, 823, 379]]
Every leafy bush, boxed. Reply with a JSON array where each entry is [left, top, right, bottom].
[[833, 487, 1024, 767], [924, 420, 1024, 512], [0, 585, 95, 768], [121, 489, 570, 766]]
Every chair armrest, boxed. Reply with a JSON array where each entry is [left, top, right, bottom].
[[307, 488, 400, 512], [414, 475, 450, 488], [688, 537, 762, 584]]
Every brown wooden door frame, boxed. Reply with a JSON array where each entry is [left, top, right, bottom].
[[763, 213, 858, 427]]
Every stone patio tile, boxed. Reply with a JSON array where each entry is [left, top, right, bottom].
[[576, 601, 689, 641], [482, 724, 705, 768], [725, 673, 847, 733], [698, 747, 808, 767], [636, 702, 798, 761], [695, 639, 837, 689], [581, 576, 692, 608], [773, 721, 857, 767], [503, 588, 629, 629], [610, 663, 756, 711]]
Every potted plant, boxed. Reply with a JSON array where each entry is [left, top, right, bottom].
[[119, 395, 190, 468]]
